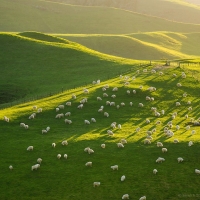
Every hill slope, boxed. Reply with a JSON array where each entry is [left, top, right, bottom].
[[0, 0, 200, 34]]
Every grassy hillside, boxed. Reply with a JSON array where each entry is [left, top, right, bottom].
[[0, 64, 200, 200], [56, 32, 200, 60], [49, 0, 200, 24], [0, 32, 137, 104], [0, 0, 200, 34]]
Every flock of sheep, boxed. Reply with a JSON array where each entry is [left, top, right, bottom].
[[3, 67, 200, 199]]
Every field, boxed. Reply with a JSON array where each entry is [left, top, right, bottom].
[[0, 0, 200, 199]]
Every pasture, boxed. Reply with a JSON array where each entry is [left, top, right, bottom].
[[1, 64, 200, 200]]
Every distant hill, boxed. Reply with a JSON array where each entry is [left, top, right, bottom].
[[48, 0, 200, 24], [0, 0, 200, 34]]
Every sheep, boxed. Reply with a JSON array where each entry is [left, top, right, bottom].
[[186, 125, 190, 131], [116, 105, 120, 109], [121, 139, 127, 144], [9, 165, 13, 170], [91, 118, 96, 123], [118, 124, 122, 129], [62, 140, 68, 146], [176, 125, 180, 130], [64, 154, 68, 159], [188, 141, 193, 147], [174, 139, 179, 143], [24, 125, 29, 129], [31, 164, 40, 171], [153, 169, 158, 174], [85, 161, 92, 167], [183, 93, 187, 98], [155, 120, 161, 125], [110, 102, 115, 106], [33, 105, 37, 110], [83, 88, 89, 94], [173, 73, 177, 77], [37, 158, 42, 164], [144, 139, 151, 144], [146, 130, 152, 135], [103, 93, 108, 97], [191, 130, 196, 135], [77, 104, 83, 109], [106, 101, 111, 105], [52, 143, 56, 148], [84, 147, 90, 153], [98, 108, 103, 112], [132, 76, 136, 80], [97, 97, 102, 101], [159, 71, 163, 75], [127, 90, 130, 95], [176, 102, 181, 106], [182, 73, 186, 78], [84, 120, 90, 125], [143, 69, 147, 73], [162, 148, 167, 153], [92, 80, 96, 84], [101, 144, 105, 148], [121, 102, 125, 107], [146, 135, 153, 140], [117, 143, 124, 148], [151, 69, 156, 73], [88, 149, 94, 154], [130, 102, 133, 106], [104, 112, 109, 117], [136, 127, 141, 132], [121, 175, 125, 181], [46, 126, 50, 132], [177, 157, 184, 163], [58, 105, 64, 109], [146, 119, 150, 124], [72, 94, 76, 99], [148, 86, 156, 92], [111, 165, 118, 170], [112, 87, 118, 91], [65, 112, 71, 117], [139, 85, 143, 89], [56, 108, 59, 112], [133, 90, 136, 94], [65, 119, 72, 124], [122, 194, 129, 199], [157, 142, 163, 147], [138, 103, 144, 107], [146, 96, 151, 101], [55, 113, 64, 119], [195, 169, 200, 175], [177, 83, 182, 87], [188, 107, 192, 111], [107, 129, 113, 135], [27, 146, 33, 151], [20, 123, 25, 127], [93, 182, 100, 187], [156, 157, 165, 163], [97, 79, 100, 84], [42, 130, 47, 134], [187, 101, 191, 105], [139, 196, 146, 200], [37, 108, 42, 113], [29, 114, 35, 119], [57, 154, 61, 159]]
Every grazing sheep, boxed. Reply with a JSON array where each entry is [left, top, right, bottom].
[[138, 103, 144, 107], [144, 139, 151, 144], [93, 182, 100, 187], [121, 175, 125, 181], [136, 127, 141, 132], [121, 102, 125, 106], [37, 108, 42, 113], [143, 69, 147, 73], [52, 143, 56, 148], [133, 90, 136, 94], [139, 85, 143, 89], [58, 105, 64, 109], [121, 139, 127, 144], [187, 101, 191, 105], [157, 142, 163, 147], [162, 148, 167, 153], [20, 123, 25, 127], [46, 126, 50, 132], [31, 164, 40, 171], [117, 143, 124, 148], [111, 165, 118, 170], [118, 124, 122, 129], [188, 141, 193, 147], [139, 196, 146, 200], [84, 147, 90, 153], [173, 73, 177, 77], [186, 125, 190, 131], [130, 102, 133, 106], [101, 144, 105, 148], [84, 120, 90, 125], [33, 105, 37, 110], [64, 154, 68, 159], [153, 169, 158, 174], [104, 112, 109, 117], [62, 140, 68, 146], [80, 98, 87, 104], [188, 107, 192, 111], [88, 149, 94, 154], [77, 104, 83, 109], [156, 157, 165, 163], [116, 105, 120, 109], [127, 90, 130, 95], [122, 194, 129, 199], [85, 161, 92, 167], [191, 130, 196, 135], [72, 94, 76, 99], [24, 125, 29, 129], [65, 112, 71, 117], [176, 102, 181, 106], [177, 83, 182, 87], [176, 125, 180, 130], [112, 87, 118, 91], [103, 93, 108, 97], [111, 122, 117, 129], [27, 146, 33, 151], [107, 130, 114, 136], [106, 101, 111, 105], [146, 119, 150, 124], [9, 165, 13, 170], [56, 113, 64, 119], [83, 88, 89, 94], [56, 108, 59, 112], [42, 130, 47, 134], [65, 119, 72, 124], [195, 169, 200, 175], [183, 93, 187, 98], [97, 97, 102, 101], [177, 157, 184, 163], [66, 102, 71, 106], [110, 102, 115, 106], [151, 69, 156, 73], [91, 118, 96, 123], [57, 154, 61, 159], [37, 158, 42, 164], [174, 139, 179, 143], [29, 114, 35, 119]]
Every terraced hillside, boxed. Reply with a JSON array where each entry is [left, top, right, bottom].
[[0, 65, 200, 200]]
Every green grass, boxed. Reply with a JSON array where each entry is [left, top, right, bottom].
[[1, 0, 200, 34], [0, 65, 200, 200]]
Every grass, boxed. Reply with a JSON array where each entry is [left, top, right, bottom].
[[1, 0, 200, 34], [0, 64, 200, 199]]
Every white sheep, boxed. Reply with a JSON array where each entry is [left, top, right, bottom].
[[37, 158, 42, 164], [46, 126, 50, 132], [24, 125, 29, 129], [37, 108, 42, 113], [9, 165, 13, 170], [156, 157, 165, 163], [188, 141, 193, 147], [110, 102, 115, 106], [56, 108, 59, 112], [84, 147, 90, 153], [187, 101, 191, 105], [66, 102, 71, 106], [144, 139, 151, 144], [93, 182, 100, 187], [136, 127, 141, 132], [91, 118, 96, 123], [121, 102, 125, 106], [188, 107, 192, 111], [122, 194, 129, 199], [139, 196, 146, 200], [195, 169, 200, 175], [116, 105, 120, 109], [58, 105, 64, 109], [62, 140, 68, 146], [83, 88, 89, 94], [174, 139, 179, 143], [121, 139, 127, 144], [64, 154, 68, 159], [177, 157, 184, 163], [146, 119, 150, 124], [65, 119, 72, 124], [57, 154, 61, 159], [153, 169, 158, 174], [186, 125, 190, 131], [103, 93, 108, 97], [176, 102, 181, 106], [138, 103, 144, 107], [130, 102, 133, 106], [111, 122, 117, 129], [31, 164, 40, 171], [191, 130, 196, 135], [112, 87, 118, 91], [85, 161, 92, 167], [27, 146, 33, 151], [42, 130, 47, 134], [117, 143, 124, 148], [101, 144, 105, 148], [176, 125, 180, 130], [183, 93, 187, 98], [3, 116, 9, 122], [118, 124, 122, 129], [121, 175, 125, 181], [20, 123, 25, 127], [77, 104, 83, 109], [72, 94, 76, 99], [52, 143, 56, 148], [65, 112, 71, 117], [104, 112, 109, 117], [127, 90, 130, 95], [33, 105, 37, 110], [106, 101, 111, 105], [157, 142, 163, 147], [97, 97, 102, 101], [88, 148, 94, 154], [111, 165, 118, 170], [162, 148, 167, 153], [133, 90, 136, 94], [84, 120, 90, 125], [177, 83, 182, 87]]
